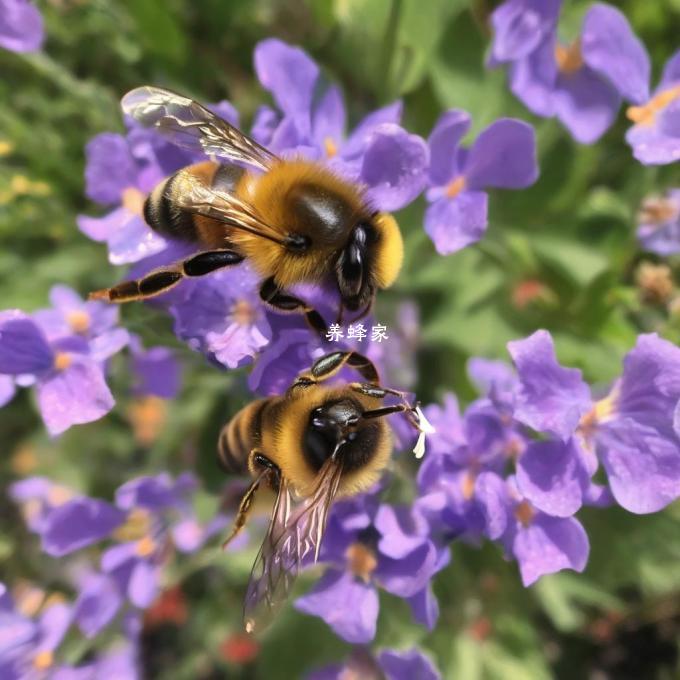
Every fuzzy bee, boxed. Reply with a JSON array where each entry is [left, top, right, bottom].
[[217, 350, 430, 633], [90, 87, 404, 334]]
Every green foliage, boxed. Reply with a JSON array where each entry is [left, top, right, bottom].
[[2, 1, 680, 678]]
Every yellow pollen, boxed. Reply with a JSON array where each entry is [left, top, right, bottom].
[[626, 85, 680, 126], [122, 186, 146, 215], [10, 444, 38, 475], [445, 175, 466, 199], [345, 543, 378, 583], [0, 140, 13, 156], [135, 535, 156, 558], [579, 389, 619, 436], [33, 651, 54, 670], [53, 352, 72, 371], [514, 500, 535, 527], [461, 471, 476, 501], [128, 397, 167, 447], [66, 310, 90, 334], [46, 485, 74, 506], [324, 136, 338, 158], [16, 583, 46, 618], [638, 196, 679, 225], [114, 508, 153, 542], [555, 39, 584, 75], [231, 299, 257, 326]]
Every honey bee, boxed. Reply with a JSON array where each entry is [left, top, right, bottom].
[[217, 350, 430, 633], [90, 86, 404, 334]]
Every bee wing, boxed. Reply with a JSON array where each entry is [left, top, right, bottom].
[[174, 172, 286, 246], [121, 86, 277, 172], [243, 458, 344, 634]]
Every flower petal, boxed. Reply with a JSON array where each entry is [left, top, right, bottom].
[[659, 48, 680, 91], [42, 498, 125, 556], [128, 559, 159, 608], [581, 3, 650, 104], [509, 36, 558, 117], [361, 124, 428, 211], [464, 118, 538, 190], [378, 649, 442, 680], [424, 191, 488, 255], [507, 330, 592, 440], [254, 38, 318, 137], [553, 67, 621, 144], [516, 439, 590, 517], [84, 133, 137, 205], [37, 359, 115, 436], [626, 119, 680, 166], [132, 346, 181, 398], [342, 101, 403, 159], [427, 109, 471, 186], [295, 569, 378, 644], [406, 585, 439, 631], [0, 315, 53, 375], [0, 0, 44, 53], [74, 573, 122, 638], [377, 542, 438, 598], [513, 514, 589, 586], [598, 417, 680, 513], [312, 85, 346, 150], [115, 473, 180, 511], [0, 375, 15, 407], [489, 0, 561, 64]]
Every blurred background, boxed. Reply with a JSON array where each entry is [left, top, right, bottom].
[[1, 0, 680, 678]]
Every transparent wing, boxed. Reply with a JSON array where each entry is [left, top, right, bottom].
[[121, 86, 277, 171], [243, 458, 344, 634], [174, 172, 287, 246]]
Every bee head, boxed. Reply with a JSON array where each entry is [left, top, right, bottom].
[[336, 213, 403, 313], [303, 398, 382, 475]]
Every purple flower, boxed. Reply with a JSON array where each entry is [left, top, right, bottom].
[[636, 190, 680, 255], [129, 337, 181, 399], [253, 38, 428, 212], [490, 2, 650, 143], [0, 585, 73, 679], [295, 496, 446, 643], [9, 477, 78, 533], [0, 312, 125, 435], [308, 647, 441, 680], [34, 473, 226, 610], [508, 330, 680, 514], [33, 285, 119, 342], [424, 110, 538, 254], [500, 477, 590, 586], [0, 0, 44, 53], [626, 50, 680, 165], [170, 265, 271, 370], [78, 101, 236, 265]]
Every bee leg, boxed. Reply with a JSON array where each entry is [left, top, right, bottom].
[[222, 465, 268, 550], [90, 249, 244, 303], [294, 351, 380, 389], [259, 277, 328, 339], [349, 381, 420, 429]]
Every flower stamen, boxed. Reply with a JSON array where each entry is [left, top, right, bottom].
[[231, 299, 257, 326], [122, 186, 146, 215], [555, 39, 584, 75], [345, 542, 378, 583], [445, 175, 466, 199], [114, 508, 153, 542], [53, 352, 72, 371], [323, 137, 338, 158], [626, 85, 680, 126], [33, 651, 54, 671], [135, 535, 157, 557], [514, 500, 535, 527], [66, 310, 90, 334]]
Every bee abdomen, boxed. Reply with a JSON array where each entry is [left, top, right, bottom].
[[217, 400, 266, 475], [143, 171, 199, 242]]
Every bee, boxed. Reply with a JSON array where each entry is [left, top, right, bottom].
[[89, 86, 404, 334], [217, 350, 429, 633]]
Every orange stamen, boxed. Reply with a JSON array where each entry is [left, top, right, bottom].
[[66, 310, 90, 334], [324, 137, 338, 158], [555, 39, 584, 75], [53, 353, 72, 371], [626, 85, 680, 127], [122, 186, 146, 215], [345, 543, 378, 583], [445, 175, 466, 199], [514, 500, 535, 527]]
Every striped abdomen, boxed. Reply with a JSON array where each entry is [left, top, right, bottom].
[[143, 161, 245, 244], [218, 399, 268, 475]]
